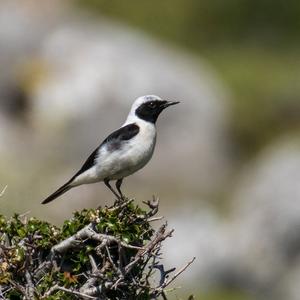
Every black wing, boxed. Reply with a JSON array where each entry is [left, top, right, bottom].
[[72, 123, 140, 179], [72, 147, 100, 179], [101, 123, 140, 151]]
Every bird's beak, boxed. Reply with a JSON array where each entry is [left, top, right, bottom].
[[162, 100, 180, 108]]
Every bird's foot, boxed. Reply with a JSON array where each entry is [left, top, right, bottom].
[[113, 194, 127, 206], [108, 197, 133, 210], [113, 198, 122, 206]]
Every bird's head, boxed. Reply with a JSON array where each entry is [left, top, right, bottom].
[[129, 95, 179, 124]]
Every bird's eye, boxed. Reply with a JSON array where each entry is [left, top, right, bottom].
[[148, 101, 156, 109]]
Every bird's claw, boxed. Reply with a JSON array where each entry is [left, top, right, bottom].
[[113, 193, 127, 206]]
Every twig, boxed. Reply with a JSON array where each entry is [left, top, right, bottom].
[[0, 185, 7, 197], [143, 196, 159, 218], [79, 261, 106, 296], [153, 265, 176, 287], [155, 257, 196, 293], [161, 291, 168, 300], [7, 280, 26, 297], [42, 284, 99, 299], [111, 277, 123, 290], [18, 211, 31, 219], [33, 261, 52, 280], [57, 286, 100, 299], [88, 254, 98, 273], [125, 224, 174, 274], [51, 224, 143, 255], [148, 216, 164, 222], [107, 198, 134, 211], [25, 270, 35, 299], [105, 245, 120, 275], [79, 285, 108, 298], [42, 284, 59, 298]]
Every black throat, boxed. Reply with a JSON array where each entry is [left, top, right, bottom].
[[135, 101, 166, 123]]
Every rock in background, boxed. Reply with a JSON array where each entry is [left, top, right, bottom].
[[165, 137, 300, 299], [3, 1, 300, 299], [0, 0, 230, 222]]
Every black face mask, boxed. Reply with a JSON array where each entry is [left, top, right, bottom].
[[135, 100, 179, 123]]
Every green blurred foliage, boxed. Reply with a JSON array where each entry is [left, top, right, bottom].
[[196, 290, 252, 300], [205, 47, 300, 158], [76, 0, 300, 158], [76, 0, 300, 47]]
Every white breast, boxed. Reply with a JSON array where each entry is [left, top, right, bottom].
[[96, 120, 156, 180]]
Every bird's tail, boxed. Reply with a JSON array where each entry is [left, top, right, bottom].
[[41, 181, 72, 204]]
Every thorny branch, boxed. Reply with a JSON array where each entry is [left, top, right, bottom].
[[0, 197, 195, 299]]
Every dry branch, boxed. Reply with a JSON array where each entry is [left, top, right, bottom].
[[0, 197, 194, 299]]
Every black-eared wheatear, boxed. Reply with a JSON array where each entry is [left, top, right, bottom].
[[42, 95, 179, 204]]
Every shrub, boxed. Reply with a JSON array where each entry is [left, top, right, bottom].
[[0, 198, 194, 299]]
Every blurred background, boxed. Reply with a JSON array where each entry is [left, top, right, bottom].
[[1, 0, 300, 299]]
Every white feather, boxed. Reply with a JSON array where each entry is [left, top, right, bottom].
[[71, 96, 159, 186]]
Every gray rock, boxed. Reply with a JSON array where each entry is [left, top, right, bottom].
[[164, 138, 300, 299], [230, 138, 300, 298], [31, 21, 230, 198], [0, 0, 231, 220]]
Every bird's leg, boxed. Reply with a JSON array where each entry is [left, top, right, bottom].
[[115, 178, 124, 200], [104, 179, 121, 200]]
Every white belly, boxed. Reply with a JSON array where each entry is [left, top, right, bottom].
[[97, 123, 156, 180], [73, 121, 157, 186]]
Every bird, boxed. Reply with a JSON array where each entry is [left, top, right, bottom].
[[41, 95, 179, 204]]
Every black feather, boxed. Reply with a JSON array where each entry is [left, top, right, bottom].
[[72, 147, 100, 179], [102, 123, 140, 151], [72, 123, 140, 178], [41, 181, 72, 204], [41, 123, 140, 204], [135, 100, 167, 123]]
